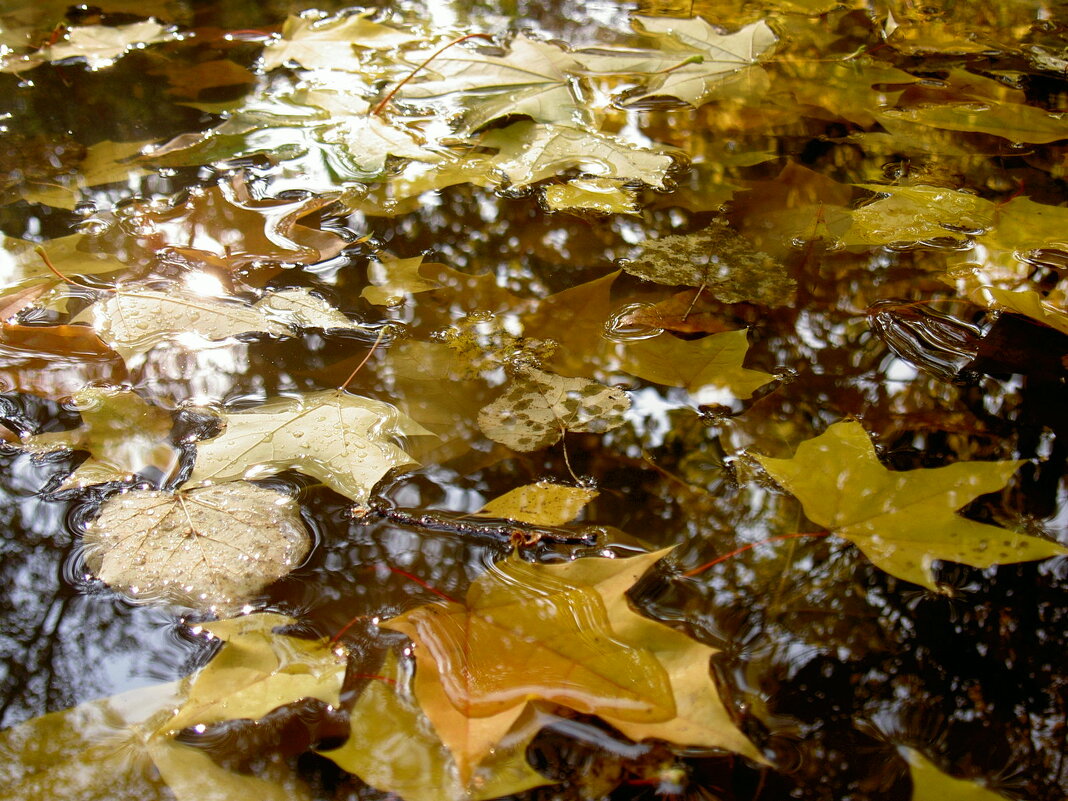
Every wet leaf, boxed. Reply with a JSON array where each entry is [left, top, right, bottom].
[[167, 613, 346, 730], [542, 178, 640, 215], [319, 652, 550, 801], [84, 482, 312, 607], [21, 386, 179, 488], [187, 390, 433, 504], [878, 103, 1068, 145], [477, 366, 630, 451], [18, 141, 151, 210], [840, 184, 994, 247], [2, 20, 178, 72], [0, 323, 126, 399], [74, 286, 363, 363], [1, 232, 130, 286], [973, 287, 1068, 336], [263, 12, 420, 71], [361, 254, 442, 305], [903, 747, 1014, 801], [0, 682, 311, 801], [623, 219, 795, 305], [384, 549, 761, 775], [619, 329, 774, 398], [476, 480, 598, 526], [483, 121, 677, 190], [754, 420, 1068, 591]]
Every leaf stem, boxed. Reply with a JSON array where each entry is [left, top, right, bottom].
[[371, 32, 494, 116], [35, 246, 113, 292], [339, 326, 389, 392], [682, 531, 829, 577]]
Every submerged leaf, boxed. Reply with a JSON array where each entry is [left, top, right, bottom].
[[754, 421, 1068, 591], [361, 254, 442, 305], [619, 329, 774, 398], [903, 747, 1015, 801], [21, 386, 179, 488], [476, 481, 598, 526], [168, 613, 346, 731], [188, 390, 433, 504], [477, 366, 630, 451], [320, 652, 550, 801], [84, 482, 311, 607]]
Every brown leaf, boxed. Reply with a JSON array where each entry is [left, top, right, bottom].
[[0, 323, 126, 399]]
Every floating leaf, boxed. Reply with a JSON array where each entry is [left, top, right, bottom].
[[0, 323, 127, 399], [623, 219, 795, 305], [0, 681, 312, 801], [84, 482, 311, 607], [361, 254, 442, 306], [483, 121, 677, 190], [167, 613, 347, 731], [74, 286, 363, 362], [476, 481, 598, 526], [188, 390, 433, 504], [21, 386, 179, 488], [542, 178, 640, 215], [477, 366, 630, 451], [319, 652, 550, 801], [878, 103, 1068, 145], [973, 287, 1068, 336], [841, 184, 994, 247], [262, 12, 420, 71], [619, 329, 774, 398], [903, 747, 1014, 801], [754, 420, 1068, 591], [19, 141, 152, 210]]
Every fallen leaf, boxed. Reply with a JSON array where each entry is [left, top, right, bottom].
[[319, 652, 550, 801], [21, 386, 180, 488], [73, 285, 363, 363], [841, 184, 994, 247], [483, 121, 677, 191], [167, 613, 347, 731], [877, 103, 1068, 145], [10, 20, 178, 71], [0, 681, 312, 801], [156, 58, 255, 98], [18, 140, 152, 210], [542, 178, 640, 215], [754, 420, 1068, 591], [903, 747, 1014, 801], [476, 480, 598, 526], [0, 232, 131, 286], [618, 329, 774, 398], [617, 290, 739, 335], [0, 323, 127, 399], [361, 254, 442, 305], [972, 287, 1068, 336], [84, 482, 311, 607], [383, 549, 762, 776], [477, 366, 630, 451], [262, 12, 421, 71], [623, 219, 795, 305], [187, 390, 433, 504]]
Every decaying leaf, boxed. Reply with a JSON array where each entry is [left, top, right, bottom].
[[754, 421, 1068, 591], [188, 390, 433, 503], [483, 121, 677, 191], [21, 386, 179, 488], [476, 481, 598, 526], [0, 681, 312, 801], [477, 366, 630, 451], [84, 482, 311, 606], [361, 254, 441, 305], [903, 747, 1013, 801], [319, 652, 550, 801], [383, 549, 762, 777], [618, 329, 774, 398], [623, 219, 795, 305], [168, 613, 347, 731], [74, 286, 363, 362]]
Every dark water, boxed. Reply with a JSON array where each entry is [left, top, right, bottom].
[[1, 1, 1068, 799]]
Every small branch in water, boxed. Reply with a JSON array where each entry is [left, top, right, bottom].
[[372, 32, 494, 116], [682, 531, 829, 577]]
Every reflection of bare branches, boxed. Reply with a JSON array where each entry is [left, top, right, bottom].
[[0, 593, 70, 726]]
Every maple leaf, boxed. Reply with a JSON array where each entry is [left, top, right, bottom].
[[623, 17, 777, 107], [972, 287, 1068, 337], [542, 178, 640, 215], [21, 386, 179, 488], [17, 140, 151, 210], [1, 20, 178, 73], [73, 286, 363, 363], [399, 34, 590, 131], [187, 389, 433, 504], [841, 184, 994, 247], [0, 322, 127, 399], [624, 219, 795, 305], [167, 613, 347, 731], [483, 121, 677, 190], [382, 550, 762, 778], [477, 366, 630, 451], [361, 254, 442, 306], [618, 329, 774, 399], [84, 482, 311, 607], [0, 232, 130, 287], [754, 421, 1068, 591], [319, 652, 550, 801], [476, 480, 598, 526], [902, 747, 1012, 801], [262, 12, 420, 71]]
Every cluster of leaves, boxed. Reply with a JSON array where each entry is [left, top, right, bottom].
[[2, 1, 1068, 800]]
